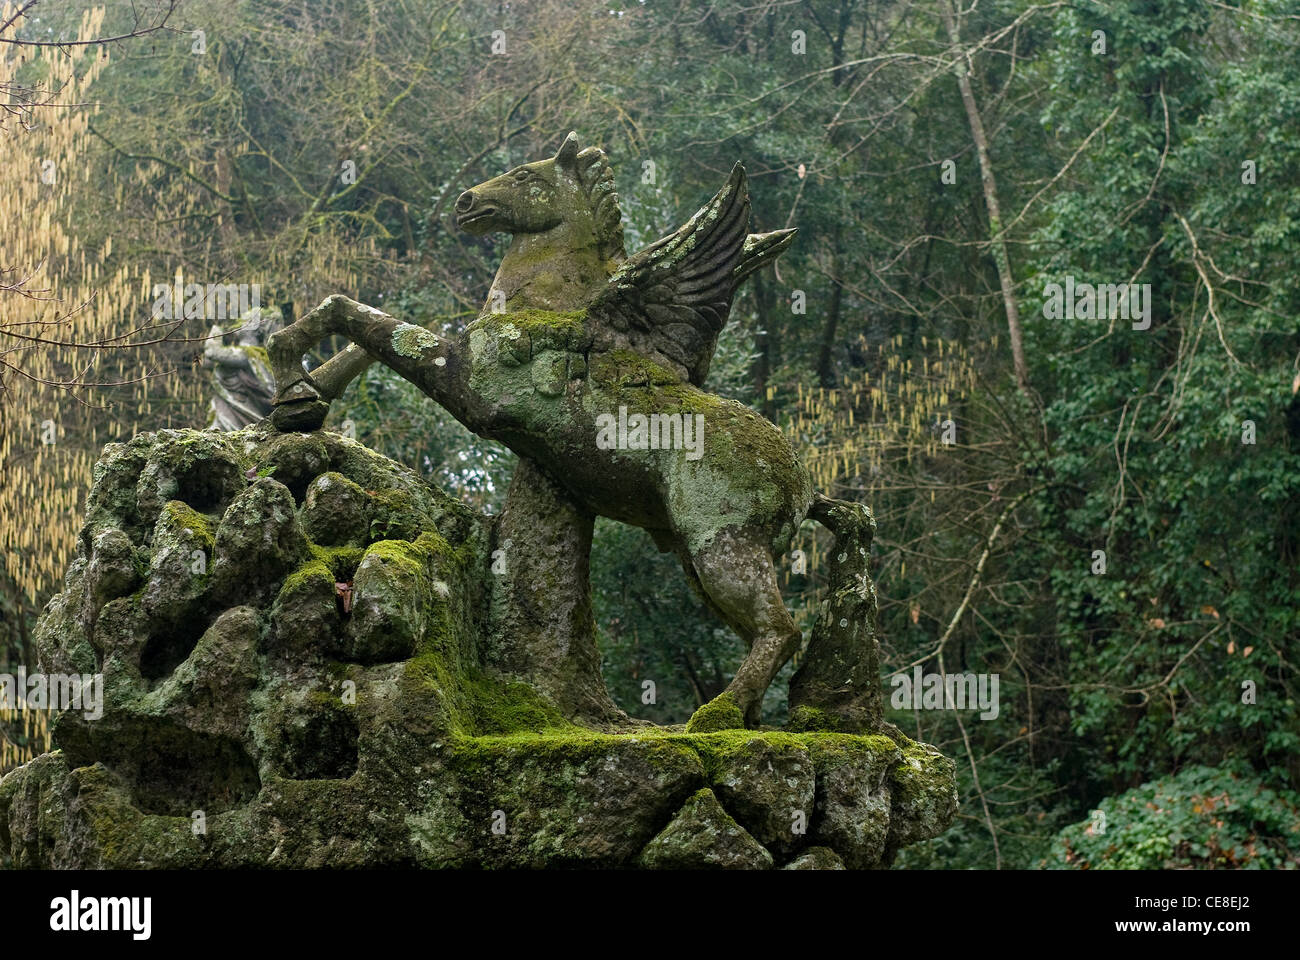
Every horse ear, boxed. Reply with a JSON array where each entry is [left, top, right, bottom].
[[554, 131, 580, 171]]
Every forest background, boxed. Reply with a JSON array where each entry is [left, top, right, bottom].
[[2, 0, 1298, 869]]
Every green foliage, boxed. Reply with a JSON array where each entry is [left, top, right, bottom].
[[1014, 0, 1300, 796], [1053, 766, 1300, 870]]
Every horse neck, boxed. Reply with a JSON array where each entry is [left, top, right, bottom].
[[488, 222, 609, 314]]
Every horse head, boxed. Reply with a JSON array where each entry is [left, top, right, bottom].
[[456, 132, 625, 312]]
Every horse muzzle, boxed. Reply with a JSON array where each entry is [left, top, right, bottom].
[[454, 191, 499, 234]]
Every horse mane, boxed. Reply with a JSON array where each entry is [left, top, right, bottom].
[[570, 144, 626, 264]]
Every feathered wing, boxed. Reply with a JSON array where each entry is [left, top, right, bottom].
[[589, 163, 794, 385]]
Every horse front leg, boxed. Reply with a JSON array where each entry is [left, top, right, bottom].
[[311, 343, 376, 402], [267, 294, 474, 432]]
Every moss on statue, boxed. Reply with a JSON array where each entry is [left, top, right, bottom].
[[391, 323, 442, 360], [587, 349, 680, 389], [787, 704, 856, 733], [495, 307, 587, 340], [685, 692, 745, 733], [158, 500, 216, 545], [241, 344, 271, 370]]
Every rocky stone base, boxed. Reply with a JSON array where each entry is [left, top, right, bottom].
[[0, 426, 957, 869], [2, 728, 955, 869]]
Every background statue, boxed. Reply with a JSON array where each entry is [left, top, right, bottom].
[[203, 307, 280, 431]]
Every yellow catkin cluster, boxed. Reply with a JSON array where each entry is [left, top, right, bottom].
[[1, 6, 125, 771], [0, 5, 381, 772], [0, 705, 46, 777], [777, 332, 976, 650], [0, 17, 378, 562], [788, 333, 975, 497], [1, 7, 134, 604]]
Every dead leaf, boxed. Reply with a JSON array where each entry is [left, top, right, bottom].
[[335, 581, 354, 614]]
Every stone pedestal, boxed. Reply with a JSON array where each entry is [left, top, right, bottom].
[[0, 427, 956, 869]]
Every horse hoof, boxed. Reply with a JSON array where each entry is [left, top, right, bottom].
[[270, 398, 330, 432]]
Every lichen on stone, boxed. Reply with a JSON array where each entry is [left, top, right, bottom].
[[391, 323, 440, 359]]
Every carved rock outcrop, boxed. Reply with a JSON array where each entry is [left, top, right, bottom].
[[0, 427, 956, 868]]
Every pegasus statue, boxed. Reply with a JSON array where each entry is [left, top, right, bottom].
[[267, 133, 879, 730]]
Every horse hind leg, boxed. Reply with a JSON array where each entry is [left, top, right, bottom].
[[686, 531, 802, 728]]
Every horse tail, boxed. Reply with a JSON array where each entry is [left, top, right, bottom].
[[788, 492, 884, 732]]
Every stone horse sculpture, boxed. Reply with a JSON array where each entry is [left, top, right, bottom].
[[267, 133, 879, 730]]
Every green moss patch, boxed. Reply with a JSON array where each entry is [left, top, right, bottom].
[[685, 692, 745, 733], [159, 500, 216, 546]]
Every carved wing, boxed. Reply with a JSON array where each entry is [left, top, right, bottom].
[[588, 163, 753, 385]]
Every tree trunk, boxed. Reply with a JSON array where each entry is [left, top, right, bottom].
[[941, 1, 1031, 396], [816, 223, 845, 388]]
